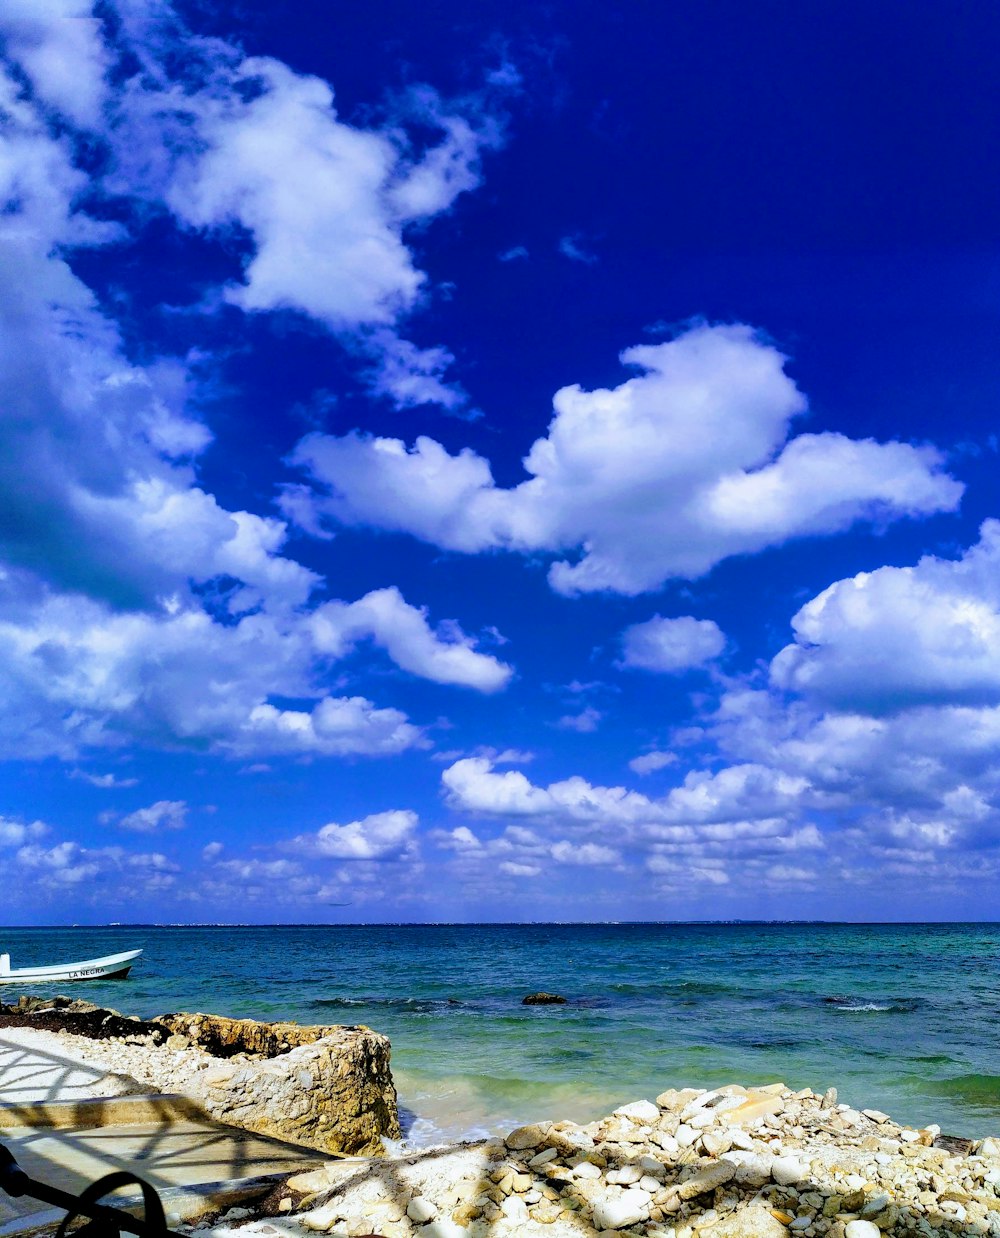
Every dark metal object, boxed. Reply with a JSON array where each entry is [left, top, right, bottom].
[[0, 1142, 185, 1238]]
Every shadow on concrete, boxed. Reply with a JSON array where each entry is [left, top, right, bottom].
[[0, 1036, 322, 1231]]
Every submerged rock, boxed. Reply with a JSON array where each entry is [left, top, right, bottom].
[[522, 992, 567, 1004]]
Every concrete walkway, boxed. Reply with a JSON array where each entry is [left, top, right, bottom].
[[0, 1033, 325, 1234]]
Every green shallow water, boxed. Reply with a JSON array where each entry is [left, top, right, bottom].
[[3, 922, 999, 1143]]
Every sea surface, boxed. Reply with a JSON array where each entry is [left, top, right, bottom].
[[2, 923, 999, 1144]]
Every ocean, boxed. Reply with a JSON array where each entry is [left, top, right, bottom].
[[2, 922, 998, 1144]]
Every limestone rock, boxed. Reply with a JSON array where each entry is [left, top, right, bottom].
[[615, 1100, 660, 1123], [591, 1187, 651, 1229], [844, 1222, 880, 1238], [710, 1207, 791, 1237], [522, 992, 567, 1005], [771, 1155, 806, 1186], [677, 1159, 737, 1199], [505, 1122, 548, 1150], [185, 1023, 399, 1156]]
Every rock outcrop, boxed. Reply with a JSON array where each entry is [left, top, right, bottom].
[[167, 1014, 401, 1157], [0, 998, 400, 1157]]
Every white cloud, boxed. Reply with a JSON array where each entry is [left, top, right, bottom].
[[70, 770, 139, 789], [499, 861, 540, 877], [115, 800, 188, 833], [1, 2, 110, 127], [441, 756, 807, 829], [286, 323, 961, 595], [0, 816, 47, 847], [620, 614, 725, 673], [558, 234, 597, 264], [309, 587, 511, 692], [772, 521, 1000, 712], [15, 839, 178, 888], [291, 809, 419, 861], [550, 841, 619, 866], [0, 583, 487, 759], [629, 750, 677, 775], [361, 331, 467, 411], [555, 706, 602, 733], [157, 60, 493, 332]]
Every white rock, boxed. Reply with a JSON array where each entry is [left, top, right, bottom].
[[573, 1161, 603, 1179], [422, 1220, 468, 1238], [591, 1188, 652, 1230], [300, 1203, 344, 1232], [771, 1155, 806, 1186], [675, 1124, 699, 1148], [639, 1174, 661, 1192], [501, 1195, 529, 1223], [528, 1146, 559, 1168], [607, 1166, 642, 1185], [615, 1100, 661, 1123], [844, 1222, 880, 1238], [406, 1197, 437, 1223]]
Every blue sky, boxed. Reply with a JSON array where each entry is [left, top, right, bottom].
[[2, 0, 999, 924]]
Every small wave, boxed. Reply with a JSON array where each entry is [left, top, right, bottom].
[[312, 996, 464, 1013], [926, 1074, 1000, 1107], [823, 995, 922, 1013]]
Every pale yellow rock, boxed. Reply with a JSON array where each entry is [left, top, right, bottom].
[[505, 1122, 548, 1150], [677, 1159, 738, 1200], [300, 1202, 345, 1232], [725, 1092, 787, 1126], [707, 1207, 790, 1238]]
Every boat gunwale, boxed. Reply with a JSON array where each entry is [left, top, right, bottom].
[[0, 948, 142, 982]]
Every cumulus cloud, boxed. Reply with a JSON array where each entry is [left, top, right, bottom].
[[0, 6, 517, 766], [285, 323, 961, 595], [441, 756, 808, 828], [0, 576, 510, 758], [114, 800, 188, 833], [620, 615, 725, 673], [16, 840, 178, 888], [309, 587, 511, 692], [103, 19, 504, 410], [290, 809, 419, 861], [772, 520, 1000, 713], [0, 816, 47, 847]]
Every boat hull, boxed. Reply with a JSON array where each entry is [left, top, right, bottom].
[[0, 948, 142, 984]]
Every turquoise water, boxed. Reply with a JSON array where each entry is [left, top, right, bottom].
[[3, 923, 999, 1142]]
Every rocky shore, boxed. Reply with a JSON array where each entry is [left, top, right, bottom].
[[255, 1082, 1000, 1238], [4, 997, 1000, 1237]]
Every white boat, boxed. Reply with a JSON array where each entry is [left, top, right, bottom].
[[0, 948, 142, 983]]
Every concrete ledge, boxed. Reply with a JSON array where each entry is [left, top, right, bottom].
[[0, 1094, 210, 1132]]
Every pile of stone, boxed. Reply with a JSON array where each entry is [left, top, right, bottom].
[[267, 1082, 1000, 1238]]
